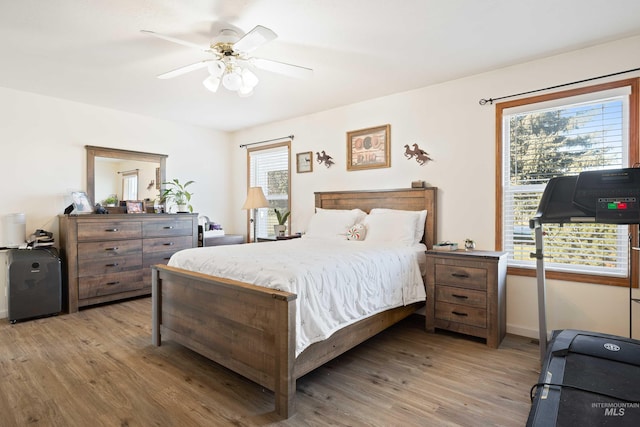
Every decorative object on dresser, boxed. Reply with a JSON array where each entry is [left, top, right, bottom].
[[161, 178, 195, 213], [58, 213, 198, 313], [346, 124, 390, 171], [425, 250, 507, 348], [71, 191, 93, 214]]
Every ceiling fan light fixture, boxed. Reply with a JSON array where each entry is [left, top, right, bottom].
[[241, 68, 259, 88], [222, 70, 243, 91], [207, 61, 224, 77], [238, 86, 254, 97], [203, 75, 221, 92]]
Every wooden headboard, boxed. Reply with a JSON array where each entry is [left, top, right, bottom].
[[314, 187, 437, 249]]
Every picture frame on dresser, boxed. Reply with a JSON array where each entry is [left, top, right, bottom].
[[71, 191, 93, 214], [126, 200, 145, 214]]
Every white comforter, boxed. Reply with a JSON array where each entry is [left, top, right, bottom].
[[168, 238, 426, 356]]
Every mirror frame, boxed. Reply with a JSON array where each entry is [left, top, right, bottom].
[[86, 145, 167, 208]]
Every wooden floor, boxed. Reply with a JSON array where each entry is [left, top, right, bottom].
[[0, 297, 540, 426]]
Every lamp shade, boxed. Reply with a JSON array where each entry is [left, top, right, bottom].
[[242, 186, 269, 210]]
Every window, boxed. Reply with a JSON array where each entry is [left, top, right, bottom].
[[121, 170, 139, 201], [247, 142, 291, 240], [496, 79, 639, 286]]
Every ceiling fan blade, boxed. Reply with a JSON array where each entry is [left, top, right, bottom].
[[251, 58, 313, 80], [141, 30, 210, 52], [233, 25, 277, 53], [157, 60, 212, 79]]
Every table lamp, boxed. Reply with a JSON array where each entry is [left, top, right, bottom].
[[242, 186, 269, 242]]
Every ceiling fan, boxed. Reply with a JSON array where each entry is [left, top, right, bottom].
[[141, 25, 313, 97]]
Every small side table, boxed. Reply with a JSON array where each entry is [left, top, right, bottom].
[[425, 249, 507, 348]]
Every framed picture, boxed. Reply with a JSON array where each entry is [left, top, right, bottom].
[[296, 151, 313, 173], [346, 124, 391, 171], [71, 191, 93, 214], [126, 200, 145, 214]]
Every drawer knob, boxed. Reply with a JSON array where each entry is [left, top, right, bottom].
[[163, 226, 174, 229], [451, 272, 469, 278], [106, 263, 119, 267], [106, 281, 120, 286], [452, 294, 469, 300], [106, 228, 119, 232], [163, 242, 175, 246], [452, 311, 468, 317], [105, 247, 119, 251]]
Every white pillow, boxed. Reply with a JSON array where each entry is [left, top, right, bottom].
[[369, 208, 427, 245], [305, 208, 365, 240], [316, 207, 367, 223], [363, 211, 419, 246]]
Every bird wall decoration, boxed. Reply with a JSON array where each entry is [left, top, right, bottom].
[[404, 143, 433, 165], [315, 151, 334, 168]]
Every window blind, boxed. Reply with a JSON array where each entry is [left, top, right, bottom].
[[502, 91, 629, 277], [248, 143, 290, 239]]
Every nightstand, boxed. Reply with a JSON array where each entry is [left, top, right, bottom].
[[425, 249, 507, 348]]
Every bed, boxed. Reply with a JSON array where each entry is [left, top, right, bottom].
[[151, 187, 437, 418]]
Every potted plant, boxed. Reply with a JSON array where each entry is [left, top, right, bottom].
[[102, 195, 118, 207], [161, 178, 195, 212], [273, 208, 290, 237]]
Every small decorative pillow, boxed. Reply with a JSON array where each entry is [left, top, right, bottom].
[[347, 223, 366, 241]]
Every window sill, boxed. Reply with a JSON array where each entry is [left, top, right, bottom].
[[507, 266, 635, 288]]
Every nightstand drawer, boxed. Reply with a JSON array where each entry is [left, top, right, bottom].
[[435, 302, 486, 328], [436, 285, 486, 308], [434, 264, 487, 291]]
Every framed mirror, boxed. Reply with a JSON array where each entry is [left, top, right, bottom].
[[86, 145, 167, 212]]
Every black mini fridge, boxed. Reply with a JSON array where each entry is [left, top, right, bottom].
[[7, 248, 62, 323]]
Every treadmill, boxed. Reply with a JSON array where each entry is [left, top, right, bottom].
[[527, 168, 640, 426]]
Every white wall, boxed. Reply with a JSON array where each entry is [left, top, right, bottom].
[[229, 35, 640, 340], [0, 88, 233, 318]]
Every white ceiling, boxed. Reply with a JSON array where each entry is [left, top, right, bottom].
[[1, 0, 640, 132]]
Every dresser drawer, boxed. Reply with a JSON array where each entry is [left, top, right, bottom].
[[435, 302, 486, 328], [78, 270, 145, 299], [435, 285, 486, 308], [77, 221, 142, 241], [143, 218, 193, 237], [78, 239, 142, 260], [143, 235, 192, 254], [434, 263, 487, 291], [78, 254, 142, 277]]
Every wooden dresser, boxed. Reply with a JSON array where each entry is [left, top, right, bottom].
[[425, 250, 507, 348], [58, 213, 197, 312]]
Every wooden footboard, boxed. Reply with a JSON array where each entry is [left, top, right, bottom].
[[152, 264, 297, 417]]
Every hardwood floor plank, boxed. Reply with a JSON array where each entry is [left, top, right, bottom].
[[0, 297, 539, 426]]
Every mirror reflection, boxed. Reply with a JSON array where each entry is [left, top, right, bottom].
[[86, 146, 167, 211], [94, 158, 159, 205]]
